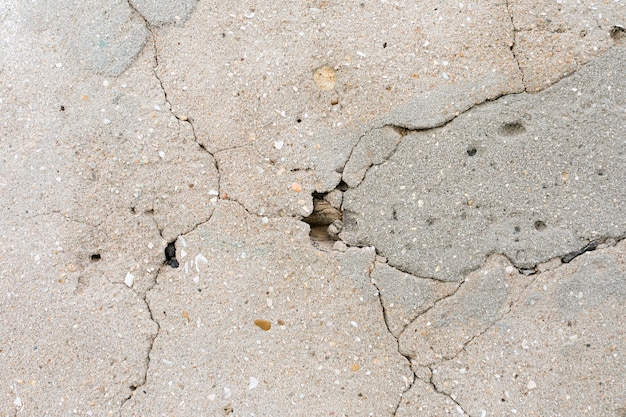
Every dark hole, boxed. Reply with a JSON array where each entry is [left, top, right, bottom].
[[383, 42, 387, 48], [501, 398, 506, 402], [586, 343, 591, 347], [221, 33, 226, 38], [130, 207, 136, 214], [336, 180, 349, 191], [165, 241, 179, 268], [91, 254, 101, 261], [297, 118, 302, 123], [597, 169, 605, 176], [534, 220, 547, 231], [60, 105, 65, 111], [499, 121, 526, 136], [467, 148, 477, 156], [514, 226, 521, 233], [610, 25, 626, 44], [130, 386, 137, 391]]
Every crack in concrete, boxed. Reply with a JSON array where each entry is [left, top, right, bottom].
[[426, 365, 469, 415], [365, 258, 415, 416], [505, 0, 527, 91]]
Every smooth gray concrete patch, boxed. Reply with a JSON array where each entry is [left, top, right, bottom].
[[428, 240, 626, 416], [342, 47, 626, 281], [122, 201, 412, 416], [23, 0, 148, 75], [130, 0, 197, 27]]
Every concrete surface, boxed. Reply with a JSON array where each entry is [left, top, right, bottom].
[[0, 0, 625, 416]]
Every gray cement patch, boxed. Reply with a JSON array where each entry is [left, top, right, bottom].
[[342, 47, 626, 281]]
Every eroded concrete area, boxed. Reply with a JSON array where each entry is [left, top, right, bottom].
[[1, 0, 625, 415]]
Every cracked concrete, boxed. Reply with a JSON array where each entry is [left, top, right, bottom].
[[1, 0, 625, 415]]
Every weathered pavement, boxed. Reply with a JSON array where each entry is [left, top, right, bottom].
[[0, 1, 625, 416]]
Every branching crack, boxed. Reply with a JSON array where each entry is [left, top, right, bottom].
[[427, 366, 469, 415], [366, 259, 415, 416]]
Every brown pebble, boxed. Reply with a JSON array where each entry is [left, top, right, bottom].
[[331, 98, 339, 105], [350, 364, 360, 372], [254, 319, 271, 331], [291, 182, 302, 192]]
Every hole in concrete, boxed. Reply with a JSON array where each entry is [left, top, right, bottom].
[[597, 169, 605, 176], [534, 220, 547, 231], [165, 241, 179, 268], [499, 121, 526, 136], [514, 226, 521, 233], [302, 189, 343, 242], [466, 147, 477, 156], [90, 253, 101, 261], [610, 25, 626, 45]]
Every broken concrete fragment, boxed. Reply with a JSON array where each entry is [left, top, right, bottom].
[[398, 256, 532, 367], [371, 263, 458, 338], [343, 126, 404, 188], [343, 48, 626, 281], [429, 240, 626, 417]]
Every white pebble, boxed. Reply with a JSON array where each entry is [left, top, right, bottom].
[[124, 273, 134, 288], [14, 397, 22, 407], [208, 189, 219, 196], [103, 119, 112, 125], [249, 377, 259, 389], [527, 380, 537, 390], [274, 141, 284, 150]]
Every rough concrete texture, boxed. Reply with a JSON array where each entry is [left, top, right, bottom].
[[122, 202, 411, 416], [342, 47, 626, 281], [1, 0, 625, 415]]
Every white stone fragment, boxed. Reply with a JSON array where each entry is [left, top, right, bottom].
[[248, 377, 259, 390], [208, 189, 219, 196], [124, 273, 134, 288], [195, 254, 209, 272], [14, 397, 22, 407], [274, 140, 284, 150], [527, 380, 537, 390], [180, 249, 187, 259]]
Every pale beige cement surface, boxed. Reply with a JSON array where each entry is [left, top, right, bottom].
[[0, 1, 625, 416]]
